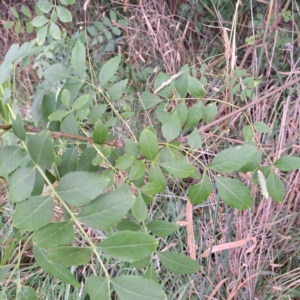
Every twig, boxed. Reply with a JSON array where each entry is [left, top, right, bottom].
[[0, 124, 124, 148]]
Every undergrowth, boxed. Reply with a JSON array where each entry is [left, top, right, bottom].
[[0, 1, 300, 299]]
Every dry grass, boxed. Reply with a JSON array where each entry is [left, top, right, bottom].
[[120, 0, 206, 74]]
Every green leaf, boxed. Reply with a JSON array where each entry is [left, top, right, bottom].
[[26, 21, 33, 34], [129, 160, 146, 180], [44, 63, 69, 82], [209, 144, 256, 173], [38, 0, 53, 13], [274, 156, 300, 171], [125, 139, 139, 159], [111, 275, 167, 300], [3, 21, 14, 30], [13, 195, 54, 230], [16, 286, 38, 300], [3, 87, 11, 105], [32, 16, 49, 27], [203, 103, 217, 123], [77, 107, 90, 121], [116, 219, 140, 232], [0, 147, 26, 176], [92, 120, 108, 144], [214, 175, 252, 210], [132, 256, 150, 269], [33, 221, 74, 248], [252, 166, 271, 185], [77, 148, 97, 172], [253, 122, 271, 133], [115, 154, 135, 170], [240, 151, 263, 173], [27, 130, 54, 168], [188, 172, 212, 204], [56, 171, 109, 206], [31, 169, 44, 196], [15, 20, 22, 34], [37, 25, 48, 46], [77, 185, 135, 230], [49, 21, 60, 39], [97, 231, 158, 263], [149, 164, 166, 193], [108, 79, 128, 101], [139, 129, 159, 161], [160, 161, 194, 178], [188, 76, 205, 98], [0, 60, 13, 85], [154, 72, 172, 99], [99, 55, 121, 87], [48, 247, 92, 266], [185, 102, 204, 130], [146, 220, 178, 237], [71, 39, 86, 76], [242, 125, 254, 142], [41, 93, 56, 124], [33, 246, 80, 288], [58, 147, 78, 177], [48, 110, 69, 121], [266, 171, 285, 202], [175, 64, 189, 98], [86, 276, 109, 300], [155, 103, 168, 123], [59, 0, 75, 4], [10, 7, 19, 18], [132, 191, 148, 222], [8, 168, 35, 203], [157, 251, 200, 274], [140, 91, 163, 109], [56, 6, 72, 22], [175, 101, 188, 127], [12, 114, 26, 141], [60, 113, 79, 135], [143, 266, 159, 283], [87, 104, 107, 124], [5, 44, 19, 62], [140, 181, 162, 196], [188, 128, 202, 149], [72, 94, 89, 111], [0, 265, 12, 282], [162, 110, 181, 142]]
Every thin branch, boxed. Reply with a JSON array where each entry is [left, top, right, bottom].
[[0, 124, 124, 148]]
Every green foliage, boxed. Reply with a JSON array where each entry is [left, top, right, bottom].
[[157, 251, 201, 274], [0, 2, 299, 299]]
